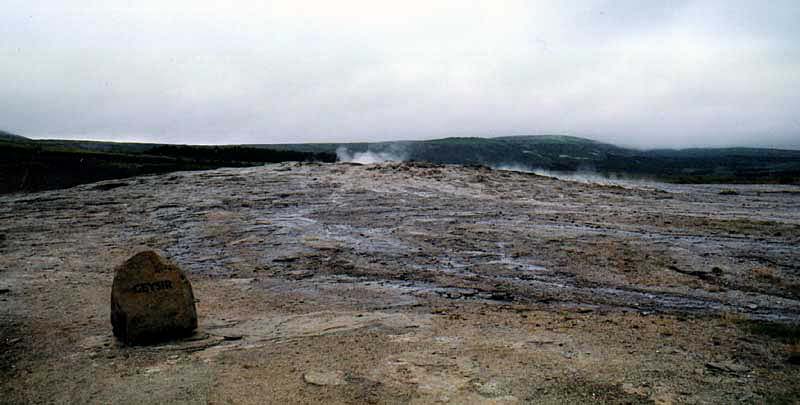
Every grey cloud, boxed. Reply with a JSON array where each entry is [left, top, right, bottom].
[[1, 1, 798, 148]]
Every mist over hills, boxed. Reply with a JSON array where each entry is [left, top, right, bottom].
[[1, 132, 799, 194], [257, 135, 800, 184]]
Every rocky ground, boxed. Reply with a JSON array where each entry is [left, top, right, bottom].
[[1, 162, 799, 404]]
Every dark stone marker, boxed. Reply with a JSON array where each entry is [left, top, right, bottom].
[[111, 251, 197, 345]]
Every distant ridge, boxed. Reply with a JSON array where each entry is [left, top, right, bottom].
[[0, 135, 335, 194], [492, 134, 603, 144], [1, 133, 798, 185], [0, 129, 30, 142], [255, 135, 800, 184]]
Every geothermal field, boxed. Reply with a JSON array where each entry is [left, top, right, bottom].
[[1, 161, 800, 403]]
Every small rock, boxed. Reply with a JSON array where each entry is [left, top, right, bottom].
[[144, 366, 162, 374], [303, 370, 347, 386], [0, 288, 10, 295], [621, 383, 649, 397], [474, 379, 511, 398], [489, 291, 513, 301], [286, 270, 314, 280], [110, 251, 198, 345], [273, 255, 300, 263], [705, 361, 750, 374]]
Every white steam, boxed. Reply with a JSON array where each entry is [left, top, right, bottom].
[[336, 146, 407, 164], [492, 164, 661, 190]]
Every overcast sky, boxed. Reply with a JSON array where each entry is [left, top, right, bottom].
[[2, 1, 799, 148]]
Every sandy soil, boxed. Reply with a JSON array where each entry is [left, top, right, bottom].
[[1, 162, 799, 404]]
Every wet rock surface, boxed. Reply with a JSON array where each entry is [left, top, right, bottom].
[[110, 251, 197, 345], [1, 162, 800, 403]]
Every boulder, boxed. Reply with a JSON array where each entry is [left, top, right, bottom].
[[111, 251, 197, 345]]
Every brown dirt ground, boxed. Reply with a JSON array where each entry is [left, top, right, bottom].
[[1, 162, 799, 404]]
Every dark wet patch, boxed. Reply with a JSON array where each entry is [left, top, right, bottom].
[[0, 314, 29, 376], [524, 379, 653, 404], [740, 320, 800, 344], [92, 182, 130, 191]]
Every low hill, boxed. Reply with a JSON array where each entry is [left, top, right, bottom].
[[0, 138, 335, 194], [0, 130, 30, 142]]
